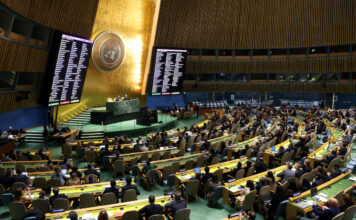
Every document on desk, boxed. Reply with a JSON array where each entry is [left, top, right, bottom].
[[296, 201, 312, 209]]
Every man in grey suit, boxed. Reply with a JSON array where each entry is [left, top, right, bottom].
[[277, 163, 295, 183]]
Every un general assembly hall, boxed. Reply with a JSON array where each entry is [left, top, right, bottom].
[[0, 0, 355, 219]]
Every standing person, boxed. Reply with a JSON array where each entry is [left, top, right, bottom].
[[139, 195, 164, 219], [195, 104, 199, 118]]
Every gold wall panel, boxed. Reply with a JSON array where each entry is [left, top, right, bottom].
[[185, 57, 356, 74], [56, 0, 158, 123], [183, 82, 356, 94], [0, 0, 99, 37], [155, 0, 355, 49]]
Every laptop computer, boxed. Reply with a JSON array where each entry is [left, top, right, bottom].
[[194, 167, 201, 174]]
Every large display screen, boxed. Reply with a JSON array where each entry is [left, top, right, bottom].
[[150, 48, 187, 95], [41, 32, 93, 106]]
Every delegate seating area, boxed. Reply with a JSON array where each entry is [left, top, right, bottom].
[[0, 104, 355, 220]]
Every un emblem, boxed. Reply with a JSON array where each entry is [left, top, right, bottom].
[[91, 31, 126, 73]]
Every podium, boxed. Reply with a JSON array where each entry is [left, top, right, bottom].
[[91, 99, 141, 124], [106, 99, 140, 116]]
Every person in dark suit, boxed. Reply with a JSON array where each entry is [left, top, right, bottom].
[[0, 169, 13, 189], [84, 164, 100, 177], [307, 198, 340, 220], [139, 195, 164, 219], [164, 191, 187, 217], [103, 180, 120, 199], [277, 164, 295, 183], [49, 187, 68, 206], [200, 166, 214, 184], [254, 156, 268, 174], [302, 159, 312, 173], [119, 176, 140, 200], [12, 169, 28, 185], [69, 166, 82, 179], [294, 162, 304, 178], [329, 164, 342, 179]]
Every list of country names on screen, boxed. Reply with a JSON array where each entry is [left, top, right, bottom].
[[49, 34, 92, 106], [152, 48, 187, 95]]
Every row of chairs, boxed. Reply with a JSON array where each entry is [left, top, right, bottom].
[[0, 165, 51, 174]]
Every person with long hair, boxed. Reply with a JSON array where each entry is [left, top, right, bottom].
[[339, 194, 356, 212], [236, 180, 255, 209], [97, 210, 108, 220], [265, 171, 277, 193], [14, 187, 25, 203]]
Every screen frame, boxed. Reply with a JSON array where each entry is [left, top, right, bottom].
[[39, 30, 93, 107], [146, 46, 188, 96]]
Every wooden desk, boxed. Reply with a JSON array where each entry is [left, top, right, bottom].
[[307, 140, 338, 168], [137, 153, 204, 172], [195, 133, 236, 153], [0, 159, 72, 169], [52, 130, 78, 139], [174, 158, 250, 190], [8, 134, 26, 141], [18, 150, 52, 160], [222, 165, 285, 205], [286, 171, 352, 220], [263, 139, 299, 164], [45, 196, 170, 219], [111, 147, 179, 163], [27, 168, 99, 180], [0, 142, 14, 155], [28, 181, 126, 200], [226, 136, 264, 160]]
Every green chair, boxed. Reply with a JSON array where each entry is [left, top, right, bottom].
[[85, 174, 98, 183], [79, 193, 96, 208], [183, 180, 199, 202], [85, 151, 96, 163], [122, 210, 139, 220], [32, 198, 51, 213], [53, 198, 70, 210], [343, 204, 356, 220], [148, 214, 165, 220], [162, 151, 171, 159], [195, 156, 205, 168], [9, 202, 27, 220], [171, 162, 180, 173], [122, 189, 137, 202], [1, 193, 14, 206], [331, 212, 344, 220], [172, 208, 190, 220], [38, 166, 51, 172], [33, 177, 47, 188], [15, 164, 26, 172], [26, 167, 37, 173], [12, 182, 26, 192], [240, 190, 257, 211], [114, 159, 125, 178], [151, 152, 161, 161], [184, 160, 195, 170], [101, 192, 117, 205], [47, 179, 61, 187], [211, 157, 219, 165]]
